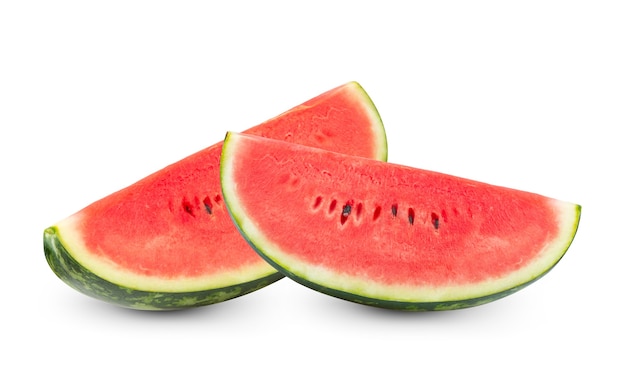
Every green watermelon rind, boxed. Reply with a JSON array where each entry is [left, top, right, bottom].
[[43, 82, 389, 310], [220, 132, 582, 311], [44, 227, 283, 311], [232, 205, 580, 311]]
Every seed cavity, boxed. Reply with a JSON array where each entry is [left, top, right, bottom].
[[203, 196, 213, 215], [431, 212, 440, 230], [183, 198, 196, 217], [441, 209, 448, 223], [329, 199, 337, 214], [408, 208, 415, 225], [355, 203, 363, 220], [373, 205, 382, 221], [312, 196, 323, 210]]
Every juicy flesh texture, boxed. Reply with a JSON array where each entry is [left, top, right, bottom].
[[225, 133, 572, 288], [76, 144, 239, 278], [58, 82, 385, 282]]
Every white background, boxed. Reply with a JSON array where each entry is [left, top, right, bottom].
[[2, 1, 624, 383]]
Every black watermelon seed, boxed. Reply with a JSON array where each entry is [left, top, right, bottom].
[[340, 204, 351, 225], [431, 212, 440, 229], [203, 196, 212, 214], [408, 208, 415, 225]]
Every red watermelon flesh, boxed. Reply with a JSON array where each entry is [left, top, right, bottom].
[[44, 82, 387, 310], [220, 132, 581, 311]]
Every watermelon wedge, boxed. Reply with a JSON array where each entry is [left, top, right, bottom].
[[220, 132, 581, 311], [44, 82, 388, 310]]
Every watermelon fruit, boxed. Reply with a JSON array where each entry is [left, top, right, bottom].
[[44, 82, 388, 310], [220, 132, 581, 311]]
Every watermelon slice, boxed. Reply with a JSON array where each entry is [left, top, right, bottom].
[[220, 132, 581, 311], [44, 82, 388, 310]]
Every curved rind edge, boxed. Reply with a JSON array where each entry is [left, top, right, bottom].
[[347, 81, 388, 162], [43, 82, 387, 310], [220, 135, 582, 311], [315, 203, 580, 311], [240, 211, 577, 311], [43, 227, 283, 311]]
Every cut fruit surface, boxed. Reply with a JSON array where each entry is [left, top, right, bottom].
[[44, 82, 388, 310], [220, 132, 581, 311]]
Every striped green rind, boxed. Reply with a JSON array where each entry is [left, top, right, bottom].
[[220, 132, 582, 311], [252, 247, 556, 311], [44, 227, 283, 311], [43, 82, 388, 310], [237, 204, 580, 311]]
